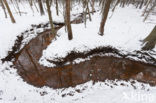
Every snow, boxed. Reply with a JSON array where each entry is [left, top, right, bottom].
[[0, 1, 83, 59], [0, 2, 47, 59], [0, 2, 156, 103], [39, 5, 156, 67], [1, 61, 156, 103]]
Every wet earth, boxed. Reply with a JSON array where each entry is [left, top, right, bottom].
[[1, 14, 156, 89]]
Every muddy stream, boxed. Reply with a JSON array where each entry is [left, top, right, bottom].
[[2, 14, 156, 89]]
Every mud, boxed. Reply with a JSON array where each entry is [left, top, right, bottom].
[[12, 29, 156, 89], [14, 46, 156, 89], [1, 12, 156, 89]]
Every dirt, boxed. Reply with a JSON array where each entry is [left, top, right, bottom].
[[47, 46, 156, 67], [1, 12, 156, 89], [12, 27, 156, 89]]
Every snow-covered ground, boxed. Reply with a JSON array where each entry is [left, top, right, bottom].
[[39, 5, 156, 67], [0, 2, 156, 103], [1, 61, 156, 103], [0, 1, 83, 59]]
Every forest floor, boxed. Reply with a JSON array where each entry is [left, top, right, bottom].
[[0, 2, 156, 103]]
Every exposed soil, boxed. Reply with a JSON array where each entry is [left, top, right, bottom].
[[47, 46, 156, 67], [14, 45, 156, 88], [1, 12, 156, 89]]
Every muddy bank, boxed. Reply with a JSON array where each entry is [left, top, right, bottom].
[[1, 22, 64, 62], [14, 45, 156, 89], [12, 33, 156, 89], [1, 11, 156, 89], [1, 11, 87, 62], [47, 47, 156, 67]]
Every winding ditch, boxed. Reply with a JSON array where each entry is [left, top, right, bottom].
[[2, 14, 156, 89]]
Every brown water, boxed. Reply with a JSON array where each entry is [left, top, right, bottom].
[[12, 25, 156, 89], [0, 12, 152, 89]]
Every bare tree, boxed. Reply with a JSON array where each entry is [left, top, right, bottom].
[[91, 0, 95, 14], [0, 0, 7, 18], [14, 0, 21, 16], [142, 26, 156, 50], [143, 2, 156, 22], [99, 0, 112, 36], [38, 0, 45, 15], [142, 0, 152, 16], [3, 0, 16, 23], [33, 0, 39, 12], [112, 0, 120, 12], [86, 0, 92, 21], [66, 0, 73, 40], [139, 0, 144, 9], [55, 0, 59, 16], [46, 0, 55, 37]]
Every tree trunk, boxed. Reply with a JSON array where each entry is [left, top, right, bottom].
[[55, 0, 59, 16], [86, 0, 92, 21], [112, 0, 120, 12], [46, 0, 55, 37], [99, 0, 112, 36], [143, 3, 156, 22], [3, 0, 16, 23], [66, 0, 73, 40], [142, 0, 152, 16], [0, 0, 7, 18], [14, 0, 21, 16], [91, 0, 95, 14], [139, 0, 144, 9], [33, 0, 39, 12], [142, 26, 156, 50], [38, 0, 44, 15]]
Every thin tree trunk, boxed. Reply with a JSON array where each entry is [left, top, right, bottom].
[[86, 0, 92, 21], [50, 0, 53, 6], [55, 0, 59, 16], [83, 0, 87, 27], [91, 0, 95, 14], [3, 0, 16, 23], [66, 0, 73, 40], [142, 26, 156, 50], [63, 0, 67, 32], [142, 0, 152, 16], [38, 0, 44, 15], [10, 0, 18, 13], [99, 0, 112, 36], [139, 0, 144, 9], [112, 0, 120, 12], [46, 0, 55, 37], [33, 0, 39, 12], [143, 3, 156, 22], [0, 0, 7, 18], [28, 0, 34, 14], [14, 0, 21, 16]]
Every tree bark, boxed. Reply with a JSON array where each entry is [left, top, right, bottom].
[[0, 0, 7, 18], [14, 0, 21, 16], [91, 0, 95, 14], [3, 0, 16, 23], [142, 26, 156, 50], [99, 0, 112, 36], [66, 0, 73, 40], [55, 0, 59, 16], [143, 3, 156, 22], [46, 0, 55, 37], [142, 0, 152, 16], [38, 0, 45, 15], [139, 0, 144, 9], [86, 0, 92, 21], [112, 0, 120, 12]]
